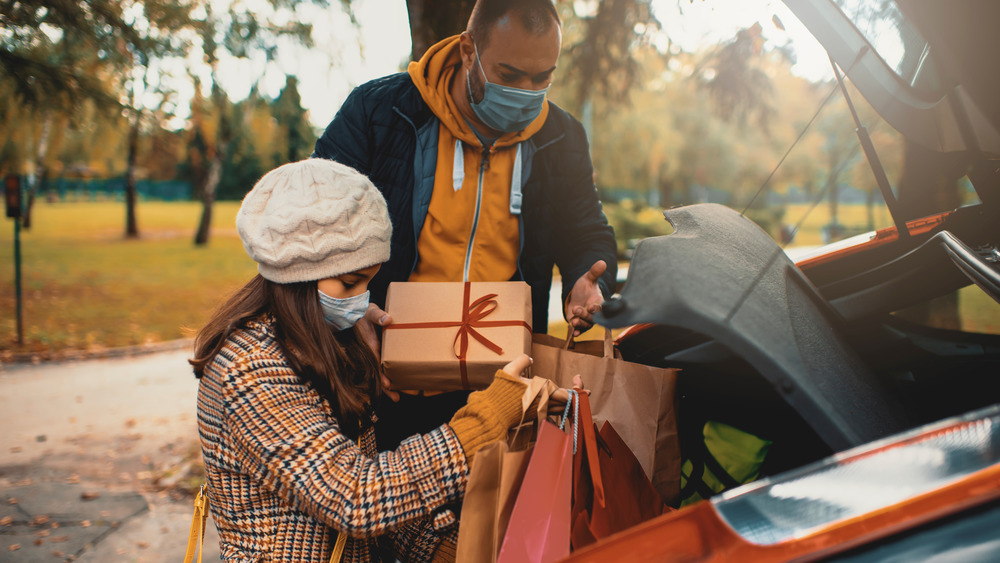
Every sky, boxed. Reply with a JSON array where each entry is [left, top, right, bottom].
[[197, 0, 838, 129]]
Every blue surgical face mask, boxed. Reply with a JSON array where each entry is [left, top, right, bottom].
[[467, 42, 549, 133], [318, 289, 370, 331]]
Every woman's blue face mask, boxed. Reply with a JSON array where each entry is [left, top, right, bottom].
[[467, 42, 549, 133], [318, 289, 369, 331]]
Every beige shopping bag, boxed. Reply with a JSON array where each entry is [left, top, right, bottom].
[[532, 329, 681, 505]]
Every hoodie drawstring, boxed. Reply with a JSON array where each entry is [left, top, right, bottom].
[[452, 139, 464, 192]]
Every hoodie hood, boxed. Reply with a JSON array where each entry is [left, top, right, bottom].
[[408, 35, 549, 149]]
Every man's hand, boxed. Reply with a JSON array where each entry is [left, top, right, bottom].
[[355, 303, 399, 402], [564, 260, 607, 337]]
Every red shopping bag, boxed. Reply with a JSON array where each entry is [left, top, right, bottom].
[[497, 420, 573, 563], [571, 414, 670, 549]]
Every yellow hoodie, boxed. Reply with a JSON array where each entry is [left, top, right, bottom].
[[406, 36, 549, 283]]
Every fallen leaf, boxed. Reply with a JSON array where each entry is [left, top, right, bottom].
[[0, 517, 10, 527], [51, 550, 65, 557], [80, 491, 100, 501], [9, 446, 22, 453], [137, 541, 149, 549], [35, 529, 50, 537], [160, 526, 169, 534], [7, 498, 17, 505], [32, 515, 50, 526], [8, 544, 20, 551], [81, 520, 91, 528], [125, 418, 136, 428], [66, 475, 80, 484], [33, 539, 44, 546], [50, 536, 68, 543], [51, 522, 59, 528]]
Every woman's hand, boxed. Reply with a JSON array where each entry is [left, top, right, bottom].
[[501, 355, 588, 415], [502, 354, 533, 379], [547, 375, 586, 416]]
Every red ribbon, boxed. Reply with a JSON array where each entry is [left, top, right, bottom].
[[385, 282, 531, 389]]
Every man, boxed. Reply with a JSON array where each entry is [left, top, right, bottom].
[[314, 0, 617, 449]]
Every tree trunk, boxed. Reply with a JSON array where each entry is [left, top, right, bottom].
[[23, 111, 53, 230], [194, 149, 223, 245], [657, 174, 673, 209], [124, 115, 141, 239], [405, 0, 474, 61]]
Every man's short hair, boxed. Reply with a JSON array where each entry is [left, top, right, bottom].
[[467, 0, 561, 51]]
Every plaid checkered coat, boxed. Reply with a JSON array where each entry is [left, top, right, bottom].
[[197, 317, 469, 562]]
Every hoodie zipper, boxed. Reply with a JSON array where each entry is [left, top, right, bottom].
[[463, 146, 490, 281]]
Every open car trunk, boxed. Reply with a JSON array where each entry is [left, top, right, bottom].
[[603, 0, 1000, 480]]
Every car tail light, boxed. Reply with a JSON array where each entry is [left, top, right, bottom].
[[714, 405, 1000, 545]]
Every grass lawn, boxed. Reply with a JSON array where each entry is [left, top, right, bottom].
[[0, 201, 996, 358], [0, 201, 256, 357]]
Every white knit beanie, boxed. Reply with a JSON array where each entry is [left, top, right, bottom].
[[236, 158, 392, 284]]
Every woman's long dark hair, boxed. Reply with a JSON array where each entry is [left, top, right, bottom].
[[190, 274, 383, 431]]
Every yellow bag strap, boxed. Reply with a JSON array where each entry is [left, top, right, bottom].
[[183, 484, 347, 563], [188, 429, 360, 563], [183, 484, 209, 563], [330, 529, 347, 563]]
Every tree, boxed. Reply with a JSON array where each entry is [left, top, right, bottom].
[[0, 0, 135, 227], [272, 76, 314, 163], [118, 0, 197, 238], [0, 0, 195, 236], [698, 22, 774, 132], [191, 0, 329, 246], [405, 0, 475, 61]]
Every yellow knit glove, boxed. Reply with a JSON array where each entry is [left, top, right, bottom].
[[448, 371, 527, 463]]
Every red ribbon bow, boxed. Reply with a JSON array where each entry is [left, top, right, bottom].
[[386, 282, 531, 388]]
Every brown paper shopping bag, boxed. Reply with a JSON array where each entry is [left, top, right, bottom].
[[532, 329, 681, 505], [456, 441, 531, 563], [456, 377, 563, 563]]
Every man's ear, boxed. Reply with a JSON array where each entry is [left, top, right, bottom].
[[458, 31, 476, 69]]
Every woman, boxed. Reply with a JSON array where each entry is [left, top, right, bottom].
[[190, 159, 565, 562]]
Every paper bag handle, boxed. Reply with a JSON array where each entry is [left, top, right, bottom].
[[563, 326, 614, 359], [509, 376, 560, 445], [577, 391, 606, 508]]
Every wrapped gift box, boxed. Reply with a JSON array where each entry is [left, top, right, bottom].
[[381, 281, 533, 390]]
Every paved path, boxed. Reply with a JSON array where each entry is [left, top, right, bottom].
[[0, 281, 580, 561], [0, 350, 221, 562]]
